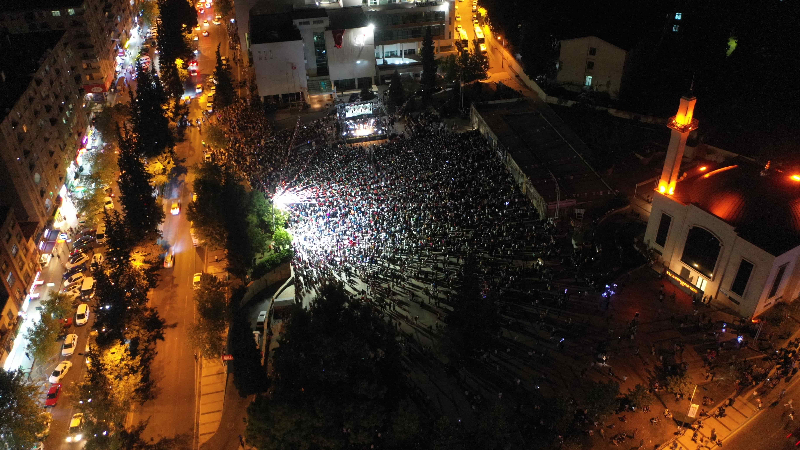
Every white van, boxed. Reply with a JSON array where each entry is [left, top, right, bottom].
[[95, 223, 107, 244], [80, 277, 95, 299]]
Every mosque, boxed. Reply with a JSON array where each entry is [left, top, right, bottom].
[[644, 96, 800, 319]]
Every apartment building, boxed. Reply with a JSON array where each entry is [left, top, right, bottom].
[[0, 0, 138, 99], [556, 36, 627, 99], [0, 30, 89, 236], [0, 203, 40, 367]]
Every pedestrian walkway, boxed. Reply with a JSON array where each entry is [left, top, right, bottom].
[[198, 357, 227, 446]]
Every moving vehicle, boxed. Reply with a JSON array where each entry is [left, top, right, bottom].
[[193, 273, 202, 289], [44, 384, 62, 407], [190, 227, 200, 247], [171, 201, 180, 215], [75, 303, 90, 326], [256, 310, 267, 330], [214, 14, 222, 24], [479, 43, 487, 53], [202, 30, 209, 37], [49, 361, 72, 383], [163, 249, 174, 268], [203, 19, 209, 27], [455, 13, 461, 21], [62, 334, 78, 356], [104, 196, 114, 210], [196, 83, 203, 94], [65, 413, 84, 443]]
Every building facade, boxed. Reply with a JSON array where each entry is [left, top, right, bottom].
[[0, 0, 138, 98], [0, 30, 90, 236], [645, 97, 800, 318], [0, 204, 41, 367], [556, 36, 627, 99]]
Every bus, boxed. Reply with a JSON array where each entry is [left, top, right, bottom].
[[474, 26, 485, 44], [458, 29, 469, 48]]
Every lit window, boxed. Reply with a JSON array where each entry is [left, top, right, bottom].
[[675, 12, 682, 20], [68, 8, 75, 15], [52, 10, 61, 16], [584, 75, 592, 87], [673, 25, 680, 32]]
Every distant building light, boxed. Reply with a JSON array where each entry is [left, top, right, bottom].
[[699, 166, 707, 171], [791, 174, 800, 182], [675, 12, 682, 20]]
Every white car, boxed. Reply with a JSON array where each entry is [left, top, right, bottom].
[[103, 196, 114, 211], [62, 334, 78, 356], [49, 361, 72, 384], [75, 303, 90, 326], [66, 252, 90, 270], [171, 201, 181, 215], [91, 253, 104, 265], [63, 272, 85, 287], [193, 273, 202, 289]]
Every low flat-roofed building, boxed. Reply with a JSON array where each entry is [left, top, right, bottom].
[[471, 98, 615, 219]]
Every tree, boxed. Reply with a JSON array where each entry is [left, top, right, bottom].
[[41, 291, 76, 321], [626, 384, 655, 409], [145, 149, 176, 188], [439, 54, 459, 84], [25, 291, 76, 363], [246, 282, 405, 449], [213, 44, 237, 109], [518, 18, 560, 82], [130, 62, 173, 159], [117, 127, 165, 244], [189, 273, 228, 359], [388, 70, 405, 111], [187, 162, 271, 278], [73, 146, 119, 228], [461, 44, 489, 84], [140, 0, 159, 30], [360, 81, 375, 101], [665, 372, 693, 396], [159, 56, 184, 101], [204, 123, 229, 149], [420, 26, 437, 103], [0, 370, 49, 449], [585, 380, 620, 420], [214, 0, 232, 17], [444, 258, 500, 362], [93, 103, 131, 145], [156, 0, 196, 64]]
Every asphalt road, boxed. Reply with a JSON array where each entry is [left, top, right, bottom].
[[725, 375, 800, 450], [127, 6, 235, 445]]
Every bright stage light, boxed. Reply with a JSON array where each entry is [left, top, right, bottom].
[[273, 190, 302, 210]]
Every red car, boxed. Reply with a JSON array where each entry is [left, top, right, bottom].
[[45, 383, 62, 407], [59, 317, 74, 328]]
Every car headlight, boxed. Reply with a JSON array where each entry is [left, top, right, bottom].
[[75, 434, 83, 441], [66, 436, 73, 442]]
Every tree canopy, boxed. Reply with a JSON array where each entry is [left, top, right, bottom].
[[246, 282, 405, 449], [213, 44, 237, 110], [420, 26, 437, 103], [189, 273, 229, 359], [0, 370, 49, 449]]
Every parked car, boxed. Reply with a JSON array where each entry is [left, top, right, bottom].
[[49, 361, 72, 384], [62, 265, 84, 280], [44, 383, 62, 407], [64, 272, 85, 287], [171, 201, 180, 215], [66, 252, 90, 270], [59, 317, 74, 328], [163, 250, 174, 268], [62, 334, 78, 356], [75, 303, 90, 326], [256, 311, 267, 329], [65, 413, 84, 443]]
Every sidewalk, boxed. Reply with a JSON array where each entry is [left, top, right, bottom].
[[198, 357, 227, 446]]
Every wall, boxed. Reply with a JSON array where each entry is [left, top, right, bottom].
[[646, 193, 797, 318], [242, 262, 292, 305], [251, 40, 308, 97], [556, 37, 626, 98], [483, 30, 547, 100], [326, 25, 377, 85]]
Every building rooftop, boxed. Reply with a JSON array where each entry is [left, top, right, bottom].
[[672, 161, 800, 256], [0, 0, 82, 12], [326, 6, 368, 30], [249, 12, 301, 44], [0, 30, 65, 123], [474, 99, 613, 206]]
